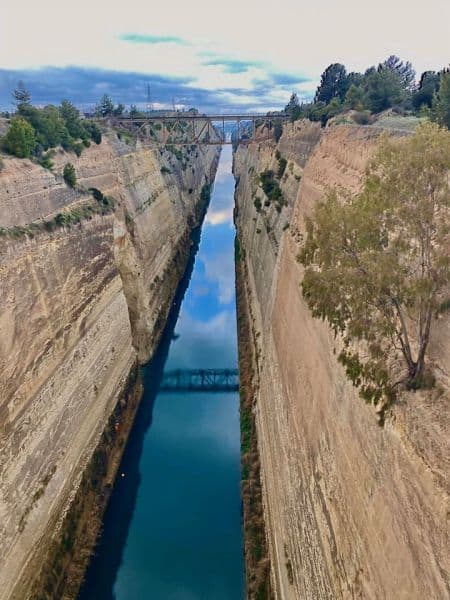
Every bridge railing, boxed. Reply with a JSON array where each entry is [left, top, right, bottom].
[[108, 113, 289, 145]]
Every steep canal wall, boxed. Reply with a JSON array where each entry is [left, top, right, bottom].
[[0, 132, 219, 599], [234, 121, 450, 599]]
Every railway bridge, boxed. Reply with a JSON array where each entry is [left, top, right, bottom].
[[159, 369, 239, 392], [110, 112, 289, 145]]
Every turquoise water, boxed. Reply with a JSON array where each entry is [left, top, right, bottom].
[[79, 146, 244, 600]]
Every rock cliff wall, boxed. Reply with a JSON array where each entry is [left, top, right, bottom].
[[234, 122, 449, 599], [0, 133, 219, 599]]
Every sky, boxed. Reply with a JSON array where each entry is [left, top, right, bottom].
[[1, 0, 449, 112]]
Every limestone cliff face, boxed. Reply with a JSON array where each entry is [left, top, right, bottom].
[[0, 133, 219, 599], [234, 122, 449, 599]]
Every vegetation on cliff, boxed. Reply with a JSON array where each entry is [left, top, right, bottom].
[[1, 84, 102, 159], [63, 163, 77, 187], [299, 123, 450, 415], [235, 237, 273, 600], [285, 57, 450, 128], [0, 186, 116, 239]]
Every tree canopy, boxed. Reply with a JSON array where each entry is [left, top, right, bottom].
[[12, 81, 31, 106], [2, 118, 36, 158], [285, 92, 301, 120], [286, 56, 449, 128], [315, 63, 348, 104], [298, 123, 450, 415], [432, 70, 450, 129], [412, 71, 440, 110], [95, 94, 115, 117], [1, 95, 102, 159]]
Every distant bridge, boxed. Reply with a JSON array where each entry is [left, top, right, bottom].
[[159, 369, 239, 392], [110, 113, 289, 145]]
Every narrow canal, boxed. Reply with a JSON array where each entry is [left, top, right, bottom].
[[79, 145, 244, 599]]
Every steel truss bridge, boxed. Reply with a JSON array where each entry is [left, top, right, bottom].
[[159, 369, 239, 392], [110, 113, 289, 145]]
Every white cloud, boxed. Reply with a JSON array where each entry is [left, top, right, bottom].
[[205, 208, 233, 226], [1, 0, 449, 107], [201, 252, 235, 305]]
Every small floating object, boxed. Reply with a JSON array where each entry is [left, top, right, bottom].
[[121, 473, 125, 478]]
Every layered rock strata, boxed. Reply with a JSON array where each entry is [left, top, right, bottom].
[[234, 121, 449, 599], [0, 133, 219, 599]]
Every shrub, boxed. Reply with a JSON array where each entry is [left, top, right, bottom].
[[2, 118, 36, 158], [38, 150, 55, 170], [259, 169, 283, 202], [351, 110, 371, 125], [277, 156, 287, 178], [160, 165, 171, 174], [70, 142, 83, 157], [84, 120, 102, 144], [63, 163, 77, 188], [274, 121, 283, 143], [89, 187, 104, 202]]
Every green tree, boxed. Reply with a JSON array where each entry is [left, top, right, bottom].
[[285, 92, 301, 121], [382, 55, 415, 93], [322, 97, 343, 123], [59, 99, 84, 138], [2, 117, 36, 157], [345, 84, 365, 110], [17, 103, 68, 150], [113, 103, 125, 116], [363, 67, 404, 112], [431, 70, 450, 129], [346, 71, 364, 89], [12, 81, 31, 106], [95, 94, 115, 117], [412, 71, 440, 111], [298, 123, 450, 410], [63, 163, 77, 188], [315, 63, 348, 104], [83, 120, 102, 144]]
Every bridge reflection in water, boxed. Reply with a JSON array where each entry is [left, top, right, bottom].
[[159, 369, 239, 392]]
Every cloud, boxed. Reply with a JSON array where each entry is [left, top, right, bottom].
[[201, 252, 235, 305], [205, 208, 233, 226], [202, 57, 266, 74], [0, 66, 305, 112], [119, 33, 189, 46], [270, 72, 311, 86], [0, 66, 207, 109], [1, 0, 449, 103], [166, 309, 237, 370]]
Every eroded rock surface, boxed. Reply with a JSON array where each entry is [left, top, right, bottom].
[[234, 122, 449, 599], [0, 133, 219, 599]]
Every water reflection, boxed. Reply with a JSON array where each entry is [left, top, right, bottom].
[[79, 146, 243, 600]]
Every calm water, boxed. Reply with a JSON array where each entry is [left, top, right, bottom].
[[79, 146, 244, 600]]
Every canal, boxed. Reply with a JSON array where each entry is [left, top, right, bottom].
[[79, 145, 244, 599]]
